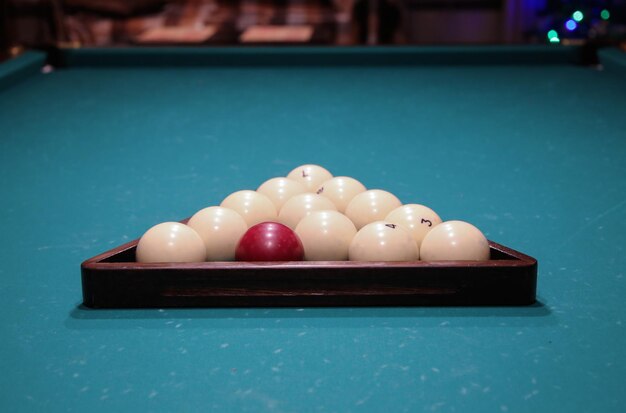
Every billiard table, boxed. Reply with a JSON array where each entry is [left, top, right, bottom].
[[1, 46, 625, 412]]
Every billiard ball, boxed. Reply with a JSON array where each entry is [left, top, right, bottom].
[[385, 204, 442, 250], [257, 177, 307, 211], [295, 210, 357, 260], [187, 206, 248, 261], [420, 220, 490, 261], [278, 192, 338, 229], [315, 176, 366, 213], [287, 164, 333, 191], [348, 221, 418, 261], [136, 222, 206, 263], [235, 222, 304, 261], [345, 189, 402, 230], [220, 190, 277, 227]]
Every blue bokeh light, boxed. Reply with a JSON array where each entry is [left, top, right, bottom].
[[565, 19, 577, 31]]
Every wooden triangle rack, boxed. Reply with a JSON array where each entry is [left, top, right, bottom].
[[81, 228, 537, 308]]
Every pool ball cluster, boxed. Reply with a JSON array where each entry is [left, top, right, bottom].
[[136, 164, 490, 263]]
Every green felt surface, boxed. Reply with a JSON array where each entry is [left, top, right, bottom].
[[1, 47, 625, 412]]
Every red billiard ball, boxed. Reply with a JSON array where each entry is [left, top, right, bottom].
[[235, 222, 304, 261]]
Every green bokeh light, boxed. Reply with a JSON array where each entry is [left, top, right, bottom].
[[549, 37, 560, 44], [547, 30, 558, 39], [573, 11, 584, 22], [601, 9, 610, 20]]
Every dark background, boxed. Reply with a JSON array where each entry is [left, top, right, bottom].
[[2, 1, 626, 60]]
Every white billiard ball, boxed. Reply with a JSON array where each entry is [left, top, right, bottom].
[[287, 164, 333, 191], [348, 221, 418, 261], [220, 190, 277, 227], [315, 176, 366, 213], [420, 220, 490, 261], [385, 204, 442, 250], [345, 189, 402, 230], [187, 206, 248, 261], [278, 193, 337, 229], [295, 210, 357, 260], [136, 222, 206, 263], [257, 177, 307, 211]]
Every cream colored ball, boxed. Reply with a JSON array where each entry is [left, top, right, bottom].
[[315, 176, 367, 213], [385, 204, 442, 249], [287, 164, 333, 191], [295, 210, 357, 260], [220, 190, 277, 227], [420, 220, 490, 261], [278, 193, 337, 229], [345, 189, 402, 230], [348, 221, 418, 261], [187, 206, 248, 261], [257, 177, 307, 211], [136, 222, 206, 263]]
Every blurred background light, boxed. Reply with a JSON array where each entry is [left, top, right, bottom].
[[565, 19, 578, 31], [573, 11, 584, 22]]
